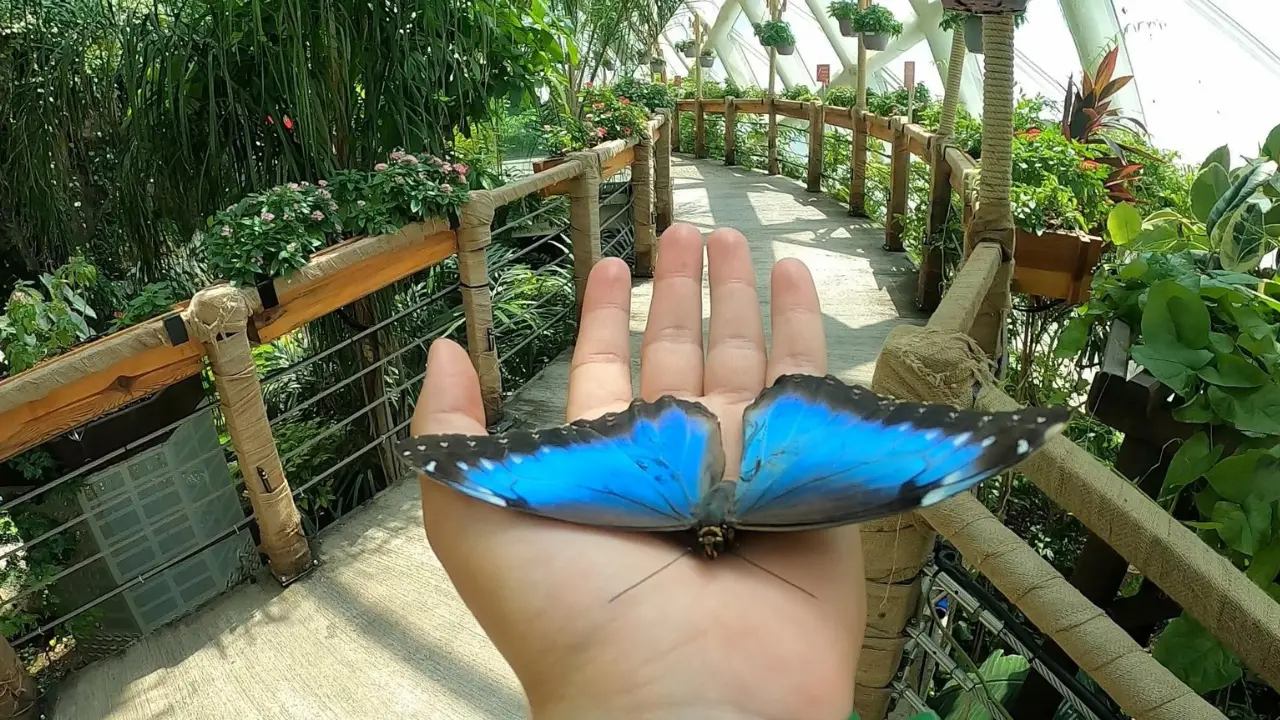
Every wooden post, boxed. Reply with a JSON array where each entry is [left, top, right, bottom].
[[672, 102, 682, 153], [694, 14, 707, 159], [766, 0, 780, 176], [723, 97, 738, 165], [850, 108, 867, 216], [568, 151, 603, 320], [806, 100, 824, 192], [903, 61, 916, 122], [919, 138, 953, 312], [633, 131, 657, 278], [655, 112, 674, 232], [457, 193, 504, 422], [0, 636, 36, 720], [184, 286, 311, 583], [884, 117, 909, 252]]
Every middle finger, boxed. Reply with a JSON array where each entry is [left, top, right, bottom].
[[640, 223, 706, 400], [704, 228, 767, 402]]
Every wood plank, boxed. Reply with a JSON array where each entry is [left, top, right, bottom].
[[699, 99, 726, 114], [773, 99, 808, 120], [735, 100, 769, 115], [867, 114, 894, 142], [676, 99, 695, 111], [543, 147, 635, 196], [824, 108, 854, 130], [904, 123, 932, 158], [255, 229, 458, 344], [0, 331, 205, 462]]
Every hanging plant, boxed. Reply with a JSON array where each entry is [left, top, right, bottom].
[[650, 55, 665, 72], [674, 39, 697, 58], [850, 4, 903, 51], [699, 48, 715, 68], [941, 9, 1027, 54], [753, 20, 796, 56], [828, 0, 860, 37]]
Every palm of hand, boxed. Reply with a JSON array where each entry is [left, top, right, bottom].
[[413, 226, 865, 719]]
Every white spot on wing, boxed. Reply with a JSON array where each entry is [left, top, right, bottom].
[[1016, 439, 1030, 454], [480, 459, 496, 470], [456, 461, 469, 470], [511, 456, 524, 464], [402, 450, 413, 457], [981, 436, 997, 448], [921, 487, 952, 507], [951, 432, 972, 446], [425, 461, 437, 473]]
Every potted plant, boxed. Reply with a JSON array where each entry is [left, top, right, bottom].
[[851, 4, 903, 51], [941, 9, 1027, 55], [650, 56, 664, 73], [754, 20, 796, 56], [828, 0, 859, 37], [602, 55, 615, 71], [699, 48, 715, 68], [675, 39, 697, 58]]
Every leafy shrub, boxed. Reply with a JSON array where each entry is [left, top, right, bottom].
[[580, 85, 650, 143], [674, 39, 696, 54], [851, 4, 903, 36], [1011, 127, 1112, 232], [0, 257, 99, 375], [827, 0, 858, 21], [110, 282, 178, 331], [753, 20, 796, 48], [867, 84, 933, 117], [782, 85, 817, 102], [939, 9, 1026, 31], [202, 153, 471, 286], [612, 77, 675, 112], [824, 86, 857, 108]]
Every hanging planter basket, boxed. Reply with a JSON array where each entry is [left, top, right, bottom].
[[650, 59, 664, 73], [862, 32, 890, 51], [683, 46, 697, 59], [838, 18, 855, 37], [964, 15, 984, 54], [602, 59, 615, 71], [774, 44, 795, 56], [700, 55, 715, 68], [942, 0, 1028, 12]]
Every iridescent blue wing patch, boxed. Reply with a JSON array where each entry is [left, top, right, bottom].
[[730, 375, 1068, 530], [398, 397, 725, 530]]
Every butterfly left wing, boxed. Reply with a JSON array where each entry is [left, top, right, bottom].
[[398, 396, 725, 531], [730, 375, 1068, 530]]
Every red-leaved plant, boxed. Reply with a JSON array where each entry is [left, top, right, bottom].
[[1060, 46, 1152, 203]]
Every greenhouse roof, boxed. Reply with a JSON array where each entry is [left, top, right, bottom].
[[658, 0, 1280, 164]]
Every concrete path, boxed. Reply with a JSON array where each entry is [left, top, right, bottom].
[[50, 157, 922, 720]]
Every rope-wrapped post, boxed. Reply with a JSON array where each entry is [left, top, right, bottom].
[[850, 108, 868, 217], [965, 14, 1017, 359], [884, 116, 909, 252], [654, 112, 674, 232], [767, 97, 780, 176], [919, 30, 969, 312], [694, 98, 707, 159], [0, 635, 36, 720], [568, 152, 603, 320], [723, 97, 738, 165], [185, 286, 312, 582], [457, 192, 504, 422], [806, 100, 824, 192], [632, 129, 657, 278]]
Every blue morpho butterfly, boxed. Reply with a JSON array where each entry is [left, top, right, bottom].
[[398, 374, 1068, 560]]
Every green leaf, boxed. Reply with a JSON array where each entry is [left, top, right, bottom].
[[1264, 123, 1280, 164], [1191, 163, 1230, 223], [1208, 383, 1280, 435], [1126, 221, 1186, 253], [1130, 345, 1200, 396], [1142, 280, 1211, 351], [1185, 520, 1224, 531], [931, 649, 1028, 719], [1202, 145, 1231, 173], [1160, 432, 1222, 506], [1199, 353, 1270, 388], [1118, 256, 1149, 280], [1152, 615, 1243, 694], [1205, 449, 1280, 504], [1196, 487, 1224, 518], [1054, 317, 1090, 358], [1172, 394, 1217, 424], [1247, 536, 1280, 588], [1107, 202, 1143, 245], [1212, 499, 1272, 555], [1208, 332, 1236, 354], [1216, 196, 1272, 272]]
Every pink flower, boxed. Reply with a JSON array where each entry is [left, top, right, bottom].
[[374, 162, 389, 171], [585, 82, 594, 88], [400, 154, 419, 165], [624, 128, 632, 136], [442, 163, 454, 173], [441, 183, 453, 193], [317, 180, 328, 187], [219, 225, 233, 237], [596, 127, 608, 137], [390, 151, 405, 161], [594, 102, 604, 110], [620, 97, 631, 105], [311, 210, 326, 221], [454, 163, 469, 176], [288, 183, 300, 190], [432, 156, 444, 165], [260, 212, 275, 222]]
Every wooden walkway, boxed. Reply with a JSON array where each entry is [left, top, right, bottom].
[[51, 157, 922, 720]]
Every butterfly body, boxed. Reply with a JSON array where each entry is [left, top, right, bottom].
[[400, 375, 1068, 550]]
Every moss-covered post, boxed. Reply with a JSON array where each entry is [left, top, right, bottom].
[[633, 130, 657, 278], [655, 111, 674, 232], [184, 286, 311, 583], [806, 100, 824, 192], [884, 116, 909, 252], [965, 13, 1018, 360], [458, 192, 504, 422], [568, 151, 603, 320], [766, 0, 780, 176], [919, 30, 968, 312], [723, 97, 738, 165]]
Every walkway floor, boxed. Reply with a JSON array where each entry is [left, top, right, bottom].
[[50, 158, 923, 720]]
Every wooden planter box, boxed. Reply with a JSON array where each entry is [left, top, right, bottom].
[[1012, 228, 1106, 304], [532, 157, 568, 175]]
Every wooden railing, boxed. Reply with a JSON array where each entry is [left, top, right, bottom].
[[0, 113, 673, 709], [675, 97, 1106, 311], [675, 95, 1278, 719]]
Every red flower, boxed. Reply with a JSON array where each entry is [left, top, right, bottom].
[[284, 115, 294, 131], [620, 97, 631, 105], [1018, 128, 1041, 139], [266, 115, 275, 126], [1080, 159, 1100, 171], [585, 82, 594, 88]]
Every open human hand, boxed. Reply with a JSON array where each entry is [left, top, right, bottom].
[[411, 224, 864, 720]]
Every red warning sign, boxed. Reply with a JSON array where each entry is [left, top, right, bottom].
[[816, 64, 831, 86]]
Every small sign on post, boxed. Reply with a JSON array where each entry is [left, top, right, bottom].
[[903, 61, 916, 121], [816, 64, 831, 87], [674, 76, 683, 87]]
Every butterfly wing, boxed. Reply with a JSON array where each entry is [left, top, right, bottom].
[[730, 375, 1068, 530], [398, 396, 725, 531]]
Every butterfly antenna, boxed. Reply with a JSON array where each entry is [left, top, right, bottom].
[[729, 551, 817, 599], [609, 550, 691, 603]]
